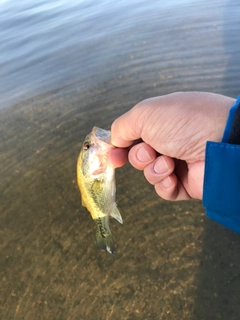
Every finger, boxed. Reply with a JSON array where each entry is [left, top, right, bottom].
[[143, 155, 175, 185], [128, 142, 156, 170], [154, 173, 191, 201], [107, 148, 128, 168]]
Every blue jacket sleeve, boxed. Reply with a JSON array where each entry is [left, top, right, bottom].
[[203, 96, 240, 233]]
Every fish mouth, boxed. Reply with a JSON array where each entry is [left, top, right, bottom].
[[92, 126, 111, 144]]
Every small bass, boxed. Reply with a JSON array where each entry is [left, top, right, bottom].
[[76, 127, 122, 254]]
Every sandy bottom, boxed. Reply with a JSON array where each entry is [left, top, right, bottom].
[[1, 88, 240, 320]]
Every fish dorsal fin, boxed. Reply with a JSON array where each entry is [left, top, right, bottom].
[[110, 204, 123, 224]]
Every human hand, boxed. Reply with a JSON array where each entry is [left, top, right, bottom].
[[108, 92, 235, 200]]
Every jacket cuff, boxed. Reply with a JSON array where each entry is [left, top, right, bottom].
[[222, 96, 240, 142], [203, 96, 240, 232], [203, 141, 240, 233]]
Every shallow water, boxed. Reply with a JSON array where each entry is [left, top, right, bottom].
[[1, 0, 240, 319]]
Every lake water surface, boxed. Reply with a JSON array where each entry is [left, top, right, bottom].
[[1, 0, 240, 319]]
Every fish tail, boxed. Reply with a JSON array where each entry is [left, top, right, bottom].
[[94, 216, 116, 255]]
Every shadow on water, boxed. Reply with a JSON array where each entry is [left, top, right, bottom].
[[1, 0, 240, 319], [192, 1, 240, 319]]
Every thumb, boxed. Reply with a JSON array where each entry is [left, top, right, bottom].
[[111, 106, 144, 148], [110, 94, 188, 149]]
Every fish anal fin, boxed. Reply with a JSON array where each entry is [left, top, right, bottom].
[[110, 204, 123, 224]]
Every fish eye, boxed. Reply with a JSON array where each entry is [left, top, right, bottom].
[[83, 142, 91, 151]]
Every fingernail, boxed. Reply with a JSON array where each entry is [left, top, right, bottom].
[[153, 157, 169, 174], [161, 176, 172, 188], [136, 146, 152, 163]]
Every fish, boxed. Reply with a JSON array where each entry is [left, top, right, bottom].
[[76, 126, 123, 254]]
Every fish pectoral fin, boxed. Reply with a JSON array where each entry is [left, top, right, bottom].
[[110, 204, 123, 224], [91, 179, 104, 194]]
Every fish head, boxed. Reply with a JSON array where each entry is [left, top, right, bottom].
[[78, 127, 114, 178]]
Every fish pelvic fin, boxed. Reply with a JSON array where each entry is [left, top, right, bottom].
[[81, 199, 86, 207], [110, 204, 123, 224], [94, 216, 116, 255]]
